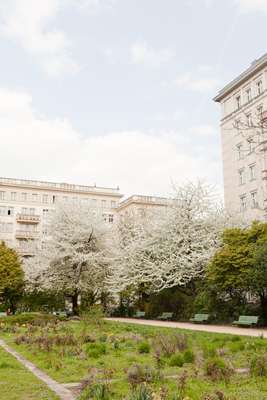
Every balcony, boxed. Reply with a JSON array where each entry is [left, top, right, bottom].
[[15, 230, 39, 239], [17, 248, 36, 256], [16, 214, 40, 223]]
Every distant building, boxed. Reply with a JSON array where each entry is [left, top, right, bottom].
[[0, 177, 122, 256], [0, 177, 169, 257], [214, 53, 267, 221], [115, 194, 168, 218]]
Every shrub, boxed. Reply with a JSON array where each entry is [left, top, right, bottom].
[[183, 349, 195, 364], [86, 343, 106, 358], [153, 333, 187, 357], [127, 364, 156, 389], [99, 334, 108, 343], [250, 354, 267, 377], [205, 357, 233, 382], [228, 341, 245, 353], [169, 353, 184, 367], [127, 384, 153, 400], [138, 341, 150, 354]]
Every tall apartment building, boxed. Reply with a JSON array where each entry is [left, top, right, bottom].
[[214, 53, 267, 221], [0, 177, 123, 256]]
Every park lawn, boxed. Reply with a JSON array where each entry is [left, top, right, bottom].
[[0, 346, 59, 400], [0, 316, 267, 399]]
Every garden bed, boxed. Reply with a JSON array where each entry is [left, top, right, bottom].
[[0, 314, 267, 399]]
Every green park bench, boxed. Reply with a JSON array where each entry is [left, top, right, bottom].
[[157, 312, 173, 321], [233, 315, 259, 327], [133, 311, 146, 318], [190, 314, 210, 323]]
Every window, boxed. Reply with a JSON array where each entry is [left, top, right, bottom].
[[21, 193, 27, 201], [236, 95, 241, 109], [43, 209, 49, 216], [236, 143, 244, 160], [111, 201, 116, 208], [32, 193, 38, 202], [52, 195, 56, 204], [7, 207, 14, 216], [257, 80, 263, 95], [11, 192, 17, 201], [245, 87, 252, 102], [29, 208, 35, 215], [251, 191, 258, 208], [247, 138, 254, 154], [0, 191, 5, 200], [246, 113, 252, 126], [101, 200, 106, 208], [249, 163, 256, 181], [92, 199, 97, 207], [0, 222, 13, 233], [238, 168, 245, 185], [42, 194, 48, 203], [0, 206, 6, 216], [240, 195, 247, 211]]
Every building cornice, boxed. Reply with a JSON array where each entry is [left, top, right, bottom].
[[214, 53, 267, 103]]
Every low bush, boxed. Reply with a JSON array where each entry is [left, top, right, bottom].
[[250, 354, 267, 377], [86, 343, 107, 358], [169, 353, 184, 367], [138, 341, 150, 354], [205, 357, 233, 382], [183, 349, 195, 364]]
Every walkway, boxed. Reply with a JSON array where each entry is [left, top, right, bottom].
[[106, 318, 267, 338], [0, 339, 75, 400]]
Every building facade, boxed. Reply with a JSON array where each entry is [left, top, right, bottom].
[[214, 53, 267, 221], [0, 177, 123, 256], [0, 177, 169, 256], [115, 194, 168, 218]]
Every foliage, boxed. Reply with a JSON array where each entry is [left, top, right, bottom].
[[205, 357, 233, 382], [138, 341, 150, 354], [110, 182, 229, 294], [24, 203, 114, 314], [0, 242, 24, 313], [207, 222, 267, 320], [250, 354, 267, 377]]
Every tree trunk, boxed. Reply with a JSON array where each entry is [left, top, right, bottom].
[[260, 294, 267, 323], [71, 292, 79, 315]]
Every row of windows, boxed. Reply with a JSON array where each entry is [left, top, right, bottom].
[[240, 191, 258, 211], [235, 78, 263, 111], [0, 206, 14, 216], [0, 191, 117, 208], [238, 164, 256, 185], [0, 222, 13, 233]]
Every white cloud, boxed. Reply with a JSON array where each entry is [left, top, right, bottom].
[[76, 0, 116, 13], [237, 0, 267, 12], [130, 42, 175, 68], [175, 72, 220, 92], [0, 88, 221, 196], [0, 0, 79, 77]]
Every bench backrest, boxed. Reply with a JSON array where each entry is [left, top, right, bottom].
[[238, 315, 258, 323], [161, 312, 173, 317], [136, 311, 145, 316], [194, 314, 209, 320]]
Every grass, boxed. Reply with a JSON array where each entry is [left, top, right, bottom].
[[0, 346, 59, 400], [0, 314, 267, 399]]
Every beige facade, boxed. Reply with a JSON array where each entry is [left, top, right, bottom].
[[0, 177, 122, 256], [214, 53, 267, 221], [0, 177, 169, 256], [116, 195, 169, 218]]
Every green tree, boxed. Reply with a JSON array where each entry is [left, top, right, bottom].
[[249, 243, 267, 319], [207, 222, 267, 320], [0, 242, 24, 313]]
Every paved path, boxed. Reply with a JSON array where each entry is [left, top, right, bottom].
[[106, 318, 267, 338], [0, 339, 75, 400]]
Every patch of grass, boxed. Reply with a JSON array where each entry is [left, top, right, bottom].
[[138, 341, 150, 354], [0, 347, 59, 399]]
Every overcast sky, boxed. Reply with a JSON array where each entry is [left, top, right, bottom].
[[0, 0, 267, 197]]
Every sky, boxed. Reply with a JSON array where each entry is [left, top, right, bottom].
[[0, 0, 267, 197]]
